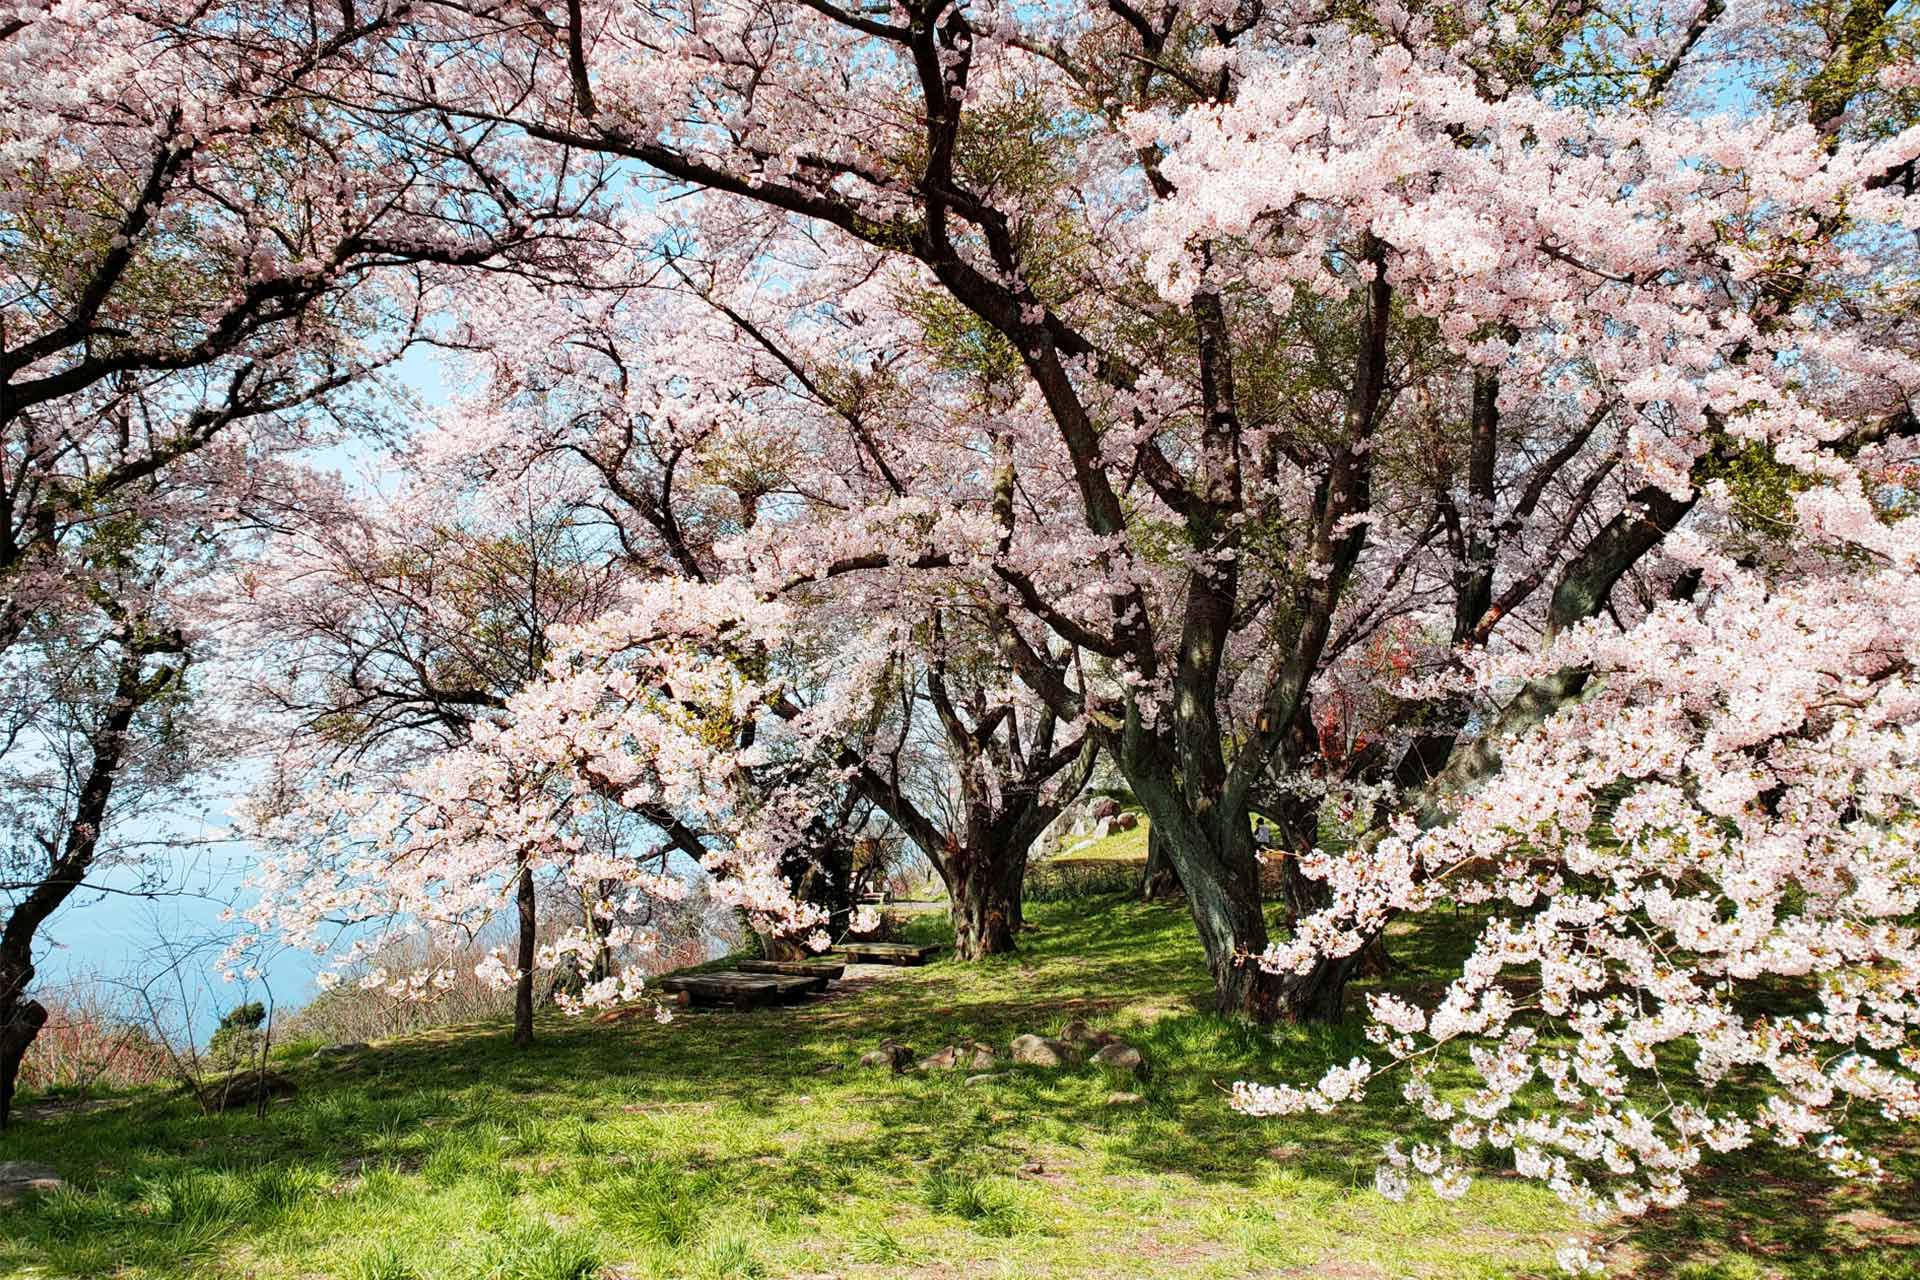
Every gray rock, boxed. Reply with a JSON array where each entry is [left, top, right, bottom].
[[1059, 1019, 1116, 1048], [314, 1041, 369, 1059], [1088, 797, 1121, 820], [918, 1040, 997, 1071], [1009, 1033, 1078, 1067], [1092, 1041, 1148, 1077], [859, 1040, 916, 1072], [917, 1044, 960, 1071], [0, 1161, 63, 1204]]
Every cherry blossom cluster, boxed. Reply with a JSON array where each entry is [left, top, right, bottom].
[[1233, 470, 1920, 1246]]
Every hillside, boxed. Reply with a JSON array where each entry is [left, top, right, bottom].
[[2, 898, 1915, 1280]]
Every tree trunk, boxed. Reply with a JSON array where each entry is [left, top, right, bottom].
[[1129, 791, 1284, 1020], [513, 862, 536, 1048], [0, 984, 46, 1131], [1271, 841, 1374, 1022], [1130, 768, 1351, 1023], [945, 838, 1024, 960], [0, 634, 180, 1126], [1140, 821, 1181, 900], [1182, 846, 1285, 1020], [1278, 953, 1363, 1022]]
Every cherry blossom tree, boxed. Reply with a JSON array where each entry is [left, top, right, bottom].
[[858, 619, 1100, 958], [0, 562, 191, 1127], [1231, 493, 1920, 1246], [311, 0, 1740, 1018], [756, 602, 1100, 958], [234, 270, 885, 1013], [0, 0, 607, 1118], [239, 475, 624, 1045], [243, 0, 1918, 1066]]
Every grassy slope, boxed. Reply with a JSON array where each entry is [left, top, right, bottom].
[[3, 899, 1918, 1280], [1049, 821, 1149, 863]]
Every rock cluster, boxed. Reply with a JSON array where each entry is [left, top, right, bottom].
[[857, 1021, 1147, 1080], [916, 1041, 999, 1072]]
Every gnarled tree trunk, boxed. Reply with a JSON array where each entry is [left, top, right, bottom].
[[1127, 776, 1286, 1019], [1140, 821, 1182, 900], [943, 830, 1027, 959], [0, 973, 46, 1129]]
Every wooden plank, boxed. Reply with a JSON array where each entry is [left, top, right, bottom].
[[835, 942, 942, 966], [653, 972, 817, 1007], [737, 960, 844, 983]]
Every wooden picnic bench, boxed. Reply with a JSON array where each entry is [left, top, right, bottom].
[[835, 942, 942, 966], [652, 972, 819, 1008], [737, 960, 844, 990]]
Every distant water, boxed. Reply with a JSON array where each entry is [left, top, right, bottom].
[[34, 832, 325, 1045]]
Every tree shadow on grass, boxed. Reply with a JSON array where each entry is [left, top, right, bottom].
[[4, 898, 1916, 1280]]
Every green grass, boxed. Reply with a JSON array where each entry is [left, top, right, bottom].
[[2, 897, 1916, 1278], [1046, 816, 1150, 863]]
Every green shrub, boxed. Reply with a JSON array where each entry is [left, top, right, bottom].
[[1023, 862, 1138, 902], [208, 1002, 267, 1069]]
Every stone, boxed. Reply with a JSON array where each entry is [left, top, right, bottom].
[[1091, 816, 1116, 838], [1009, 1033, 1077, 1068], [1105, 1092, 1145, 1106], [919, 1040, 997, 1071], [1059, 1019, 1116, 1048], [1088, 797, 1121, 820], [0, 1162, 63, 1204], [1091, 1042, 1147, 1077], [1113, 811, 1139, 831], [964, 1072, 1002, 1086], [313, 1041, 369, 1059], [859, 1040, 916, 1072]]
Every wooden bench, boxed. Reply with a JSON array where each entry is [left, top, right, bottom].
[[836, 942, 942, 966], [652, 972, 819, 1008], [737, 961, 844, 991]]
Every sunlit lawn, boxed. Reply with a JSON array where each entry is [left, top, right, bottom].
[[3, 896, 1917, 1278]]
